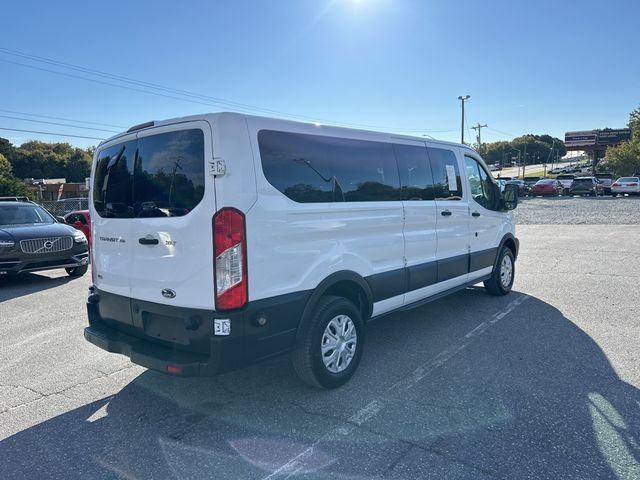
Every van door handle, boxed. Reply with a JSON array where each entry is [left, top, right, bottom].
[[472, 212, 481, 217], [441, 210, 452, 216], [138, 237, 159, 245]]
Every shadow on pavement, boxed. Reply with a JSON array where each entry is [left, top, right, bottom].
[[1, 292, 638, 479], [0, 272, 78, 303]]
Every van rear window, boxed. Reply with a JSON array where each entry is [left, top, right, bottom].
[[93, 129, 205, 218]]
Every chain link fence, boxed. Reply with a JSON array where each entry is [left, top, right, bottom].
[[40, 198, 89, 216]]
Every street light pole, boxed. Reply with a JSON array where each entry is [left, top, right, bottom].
[[458, 95, 470, 144]]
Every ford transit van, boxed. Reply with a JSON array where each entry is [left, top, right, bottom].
[[85, 113, 519, 388]]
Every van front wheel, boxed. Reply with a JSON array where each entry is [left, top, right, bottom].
[[292, 296, 364, 389], [484, 248, 515, 296]]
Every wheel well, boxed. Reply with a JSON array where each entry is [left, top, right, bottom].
[[503, 238, 517, 259], [323, 281, 371, 320]]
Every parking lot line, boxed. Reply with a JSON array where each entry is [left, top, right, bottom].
[[261, 293, 531, 480]]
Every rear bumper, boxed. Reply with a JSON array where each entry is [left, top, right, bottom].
[[611, 187, 640, 194], [569, 189, 595, 195], [85, 287, 311, 377], [84, 321, 216, 376]]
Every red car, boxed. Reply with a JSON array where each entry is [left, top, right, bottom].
[[63, 210, 91, 246], [530, 179, 563, 197]]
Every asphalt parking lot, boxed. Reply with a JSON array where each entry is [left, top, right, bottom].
[[1, 220, 639, 478], [515, 195, 640, 225]]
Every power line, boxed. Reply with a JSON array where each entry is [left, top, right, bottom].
[[0, 47, 457, 134], [0, 127, 105, 141], [0, 115, 120, 133], [0, 108, 126, 129], [487, 127, 519, 138]]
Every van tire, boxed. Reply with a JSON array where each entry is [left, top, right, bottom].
[[66, 265, 88, 277], [292, 296, 364, 389], [484, 248, 515, 296]]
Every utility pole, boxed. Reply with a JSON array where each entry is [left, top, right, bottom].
[[471, 123, 488, 152], [458, 95, 470, 144], [522, 142, 527, 178]]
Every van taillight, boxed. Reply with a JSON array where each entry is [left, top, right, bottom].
[[213, 208, 247, 311]]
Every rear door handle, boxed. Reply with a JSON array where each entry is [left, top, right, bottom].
[[472, 212, 481, 217], [441, 210, 452, 216], [138, 237, 159, 245]]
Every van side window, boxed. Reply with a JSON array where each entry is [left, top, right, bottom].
[[259, 130, 400, 203], [427, 147, 463, 200], [394, 144, 435, 201], [464, 155, 498, 210]]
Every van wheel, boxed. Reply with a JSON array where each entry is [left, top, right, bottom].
[[292, 296, 364, 389], [65, 265, 88, 277], [484, 248, 515, 296]]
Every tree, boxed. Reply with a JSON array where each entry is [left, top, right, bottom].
[[481, 135, 565, 166], [0, 153, 12, 177], [3, 138, 93, 182], [601, 105, 640, 176], [0, 153, 34, 198], [629, 107, 640, 140], [602, 141, 640, 176]]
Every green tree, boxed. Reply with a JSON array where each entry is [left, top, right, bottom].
[[602, 141, 640, 176], [629, 107, 640, 140], [601, 105, 640, 176], [8, 140, 92, 181], [0, 153, 34, 199], [0, 153, 12, 177], [481, 135, 565, 166]]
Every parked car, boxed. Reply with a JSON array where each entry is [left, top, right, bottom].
[[556, 174, 576, 195], [63, 210, 91, 246], [522, 176, 542, 191], [530, 179, 563, 196], [611, 177, 640, 196], [505, 179, 527, 196], [84, 112, 520, 388], [569, 177, 603, 196], [0, 199, 89, 277], [489, 164, 502, 171], [594, 173, 614, 195]]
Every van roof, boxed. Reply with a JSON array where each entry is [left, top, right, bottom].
[[98, 112, 472, 153]]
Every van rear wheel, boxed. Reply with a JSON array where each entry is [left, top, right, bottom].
[[292, 296, 364, 389], [484, 248, 515, 296]]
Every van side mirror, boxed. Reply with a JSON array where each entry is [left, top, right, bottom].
[[56, 216, 66, 223], [502, 184, 518, 210]]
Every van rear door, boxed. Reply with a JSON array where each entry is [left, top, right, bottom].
[[91, 133, 138, 299], [128, 121, 216, 310]]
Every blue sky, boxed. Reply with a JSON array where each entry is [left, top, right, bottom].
[[0, 0, 638, 149]]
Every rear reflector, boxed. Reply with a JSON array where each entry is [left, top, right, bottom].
[[166, 365, 182, 375], [213, 208, 248, 311]]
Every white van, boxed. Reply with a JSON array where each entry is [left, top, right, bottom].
[[85, 113, 519, 388]]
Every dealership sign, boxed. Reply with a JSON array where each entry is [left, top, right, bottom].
[[597, 129, 632, 145], [565, 128, 631, 148], [565, 131, 598, 147]]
